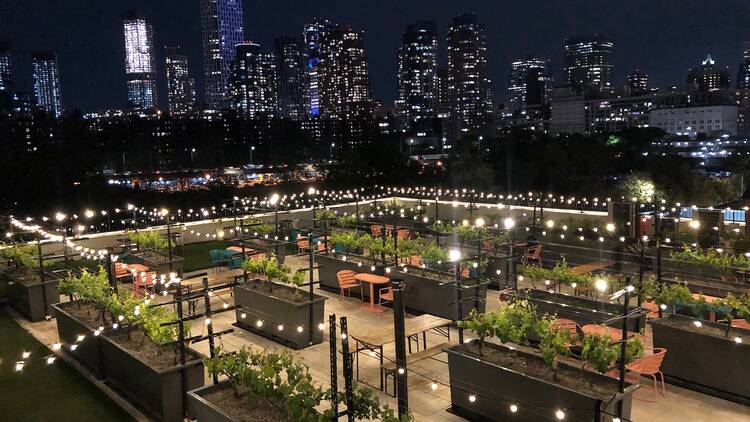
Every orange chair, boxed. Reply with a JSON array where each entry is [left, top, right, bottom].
[[396, 229, 410, 240], [643, 302, 660, 320], [551, 318, 580, 348], [732, 319, 750, 330], [336, 270, 363, 303], [408, 254, 422, 267], [370, 225, 382, 237], [626, 348, 668, 401], [378, 286, 393, 305], [522, 245, 543, 266], [297, 237, 310, 253], [133, 271, 156, 297]]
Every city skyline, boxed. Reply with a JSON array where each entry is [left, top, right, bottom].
[[2, 0, 750, 112]]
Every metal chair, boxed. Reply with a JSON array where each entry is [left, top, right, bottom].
[[378, 286, 393, 305], [626, 348, 668, 401], [370, 225, 382, 237], [522, 245, 543, 266], [336, 270, 363, 303]]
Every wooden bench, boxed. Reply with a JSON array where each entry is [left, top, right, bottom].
[[382, 342, 447, 396]]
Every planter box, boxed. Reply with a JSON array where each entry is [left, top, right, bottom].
[[317, 254, 487, 319], [446, 342, 637, 422], [523, 289, 646, 332], [187, 382, 238, 422], [101, 327, 205, 422], [650, 314, 750, 405], [6, 271, 59, 322], [132, 251, 185, 276], [234, 280, 328, 349], [52, 302, 106, 379]]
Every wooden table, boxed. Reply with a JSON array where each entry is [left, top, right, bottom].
[[692, 293, 721, 321], [351, 314, 452, 390], [355, 273, 390, 313], [570, 261, 613, 275], [581, 324, 623, 342]]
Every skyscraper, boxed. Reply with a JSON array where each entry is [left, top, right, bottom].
[[165, 46, 196, 115], [123, 13, 157, 109], [563, 35, 614, 96], [31, 52, 62, 117], [737, 42, 750, 90], [302, 18, 336, 118], [505, 56, 551, 116], [229, 42, 279, 118], [0, 42, 12, 91], [200, 0, 245, 109], [625, 69, 649, 96], [395, 21, 439, 133], [687, 54, 731, 92], [447, 13, 494, 138], [274, 36, 305, 120]]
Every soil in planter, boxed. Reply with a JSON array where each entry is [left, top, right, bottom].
[[62, 301, 110, 328], [107, 329, 199, 371], [656, 317, 745, 340], [459, 341, 619, 400], [202, 388, 287, 422], [247, 280, 311, 304], [7, 267, 46, 285], [138, 251, 173, 264]]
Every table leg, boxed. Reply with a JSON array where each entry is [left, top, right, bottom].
[[423, 331, 427, 349], [379, 345, 384, 390]]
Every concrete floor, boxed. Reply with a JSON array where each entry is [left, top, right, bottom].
[[11, 255, 750, 421]]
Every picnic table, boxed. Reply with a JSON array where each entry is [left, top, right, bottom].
[[350, 314, 452, 390]]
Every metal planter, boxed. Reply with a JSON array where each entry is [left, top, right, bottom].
[[101, 327, 205, 422], [650, 314, 750, 405], [52, 302, 106, 379], [445, 342, 637, 422], [6, 271, 59, 321], [234, 281, 328, 349], [187, 382, 238, 422]]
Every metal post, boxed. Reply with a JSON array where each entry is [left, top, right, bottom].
[[308, 243, 315, 345], [329, 314, 338, 422], [105, 253, 117, 295], [202, 277, 219, 384], [274, 205, 279, 257], [393, 211, 399, 266], [638, 242, 645, 307], [36, 239, 48, 317], [323, 209, 329, 255], [381, 212, 387, 265], [175, 280, 187, 416], [455, 261, 464, 344], [340, 317, 355, 422], [617, 283, 630, 420], [167, 220, 174, 272], [393, 280, 409, 418]]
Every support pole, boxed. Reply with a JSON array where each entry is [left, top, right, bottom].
[[167, 220, 174, 272], [638, 242, 645, 307], [175, 279, 187, 417], [381, 212, 387, 265], [393, 280, 409, 418], [340, 317, 355, 422], [329, 314, 338, 422], [202, 277, 218, 384], [308, 242, 315, 345], [37, 239, 48, 318], [455, 261, 464, 344], [617, 281, 630, 420]]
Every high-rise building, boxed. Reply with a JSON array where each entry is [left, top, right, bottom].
[[302, 18, 336, 117], [626, 69, 649, 96], [31, 52, 62, 117], [737, 43, 750, 90], [687, 54, 730, 92], [0, 42, 12, 91], [395, 21, 439, 133], [229, 42, 279, 118], [446, 13, 494, 138], [123, 13, 157, 109], [563, 35, 614, 96], [165, 46, 196, 115], [505, 56, 551, 116], [200, 0, 245, 109], [274, 36, 305, 120]]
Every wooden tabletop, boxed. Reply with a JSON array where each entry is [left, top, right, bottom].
[[351, 314, 452, 347], [581, 324, 623, 342], [692, 293, 721, 303], [570, 261, 613, 275], [354, 273, 390, 284]]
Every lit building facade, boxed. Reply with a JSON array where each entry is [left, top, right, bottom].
[[274, 36, 305, 120], [123, 13, 157, 109], [738, 42, 750, 90], [687, 54, 730, 92], [626, 69, 649, 96], [505, 56, 551, 116], [229, 42, 279, 118], [165, 47, 196, 115], [31, 52, 62, 118], [650, 105, 738, 137], [302, 18, 336, 118], [0, 42, 11, 91], [200, 0, 245, 109], [564, 35, 614, 96], [447, 13, 494, 139], [395, 21, 438, 133]]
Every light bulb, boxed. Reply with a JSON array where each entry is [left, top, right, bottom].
[[555, 409, 565, 420], [468, 394, 477, 403], [510, 404, 518, 413]]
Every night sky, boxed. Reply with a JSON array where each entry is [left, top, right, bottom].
[[2, 0, 750, 112]]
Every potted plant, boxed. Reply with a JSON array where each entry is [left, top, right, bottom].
[[129, 230, 184, 275], [189, 347, 410, 422], [2, 244, 59, 321], [448, 301, 638, 422], [234, 257, 328, 349]]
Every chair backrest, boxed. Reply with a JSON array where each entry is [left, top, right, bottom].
[[551, 318, 579, 337], [298, 238, 310, 248], [461, 267, 470, 278], [630, 348, 667, 374], [397, 229, 410, 239], [371, 225, 382, 236], [337, 270, 356, 286], [525, 245, 542, 258], [409, 254, 423, 267], [210, 250, 223, 261]]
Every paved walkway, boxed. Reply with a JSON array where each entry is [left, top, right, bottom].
[[9, 255, 750, 421]]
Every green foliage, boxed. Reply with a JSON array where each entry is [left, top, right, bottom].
[[205, 348, 413, 421], [618, 172, 660, 202], [670, 248, 750, 276], [456, 224, 489, 241], [396, 237, 427, 258], [59, 266, 110, 303], [421, 244, 448, 268], [252, 223, 276, 236], [128, 230, 171, 252], [317, 209, 337, 221], [1, 244, 49, 268], [519, 258, 594, 288], [336, 214, 358, 228], [537, 317, 572, 368], [430, 221, 454, 234], [580, 333, 645, 374], [641, 278, 693, 311]]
